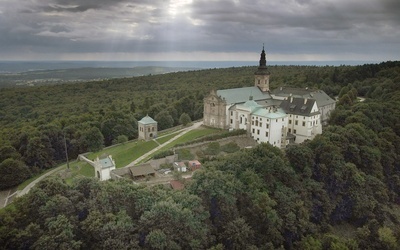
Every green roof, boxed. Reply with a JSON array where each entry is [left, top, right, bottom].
[[139, 115, 157, 125], [99, 156, 115, 169], [217, 86, 271, 104], [236, 99, 263, 113], [252, 107, 287, 119]]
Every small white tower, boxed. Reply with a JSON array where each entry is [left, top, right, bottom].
[[94, 155, 116, 181]]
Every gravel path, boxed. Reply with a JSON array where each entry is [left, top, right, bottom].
[[16, 164, 65, 197]]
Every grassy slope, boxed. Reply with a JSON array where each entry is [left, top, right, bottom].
[[17, 126, 223, 190]]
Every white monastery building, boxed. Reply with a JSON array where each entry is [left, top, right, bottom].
[[203, 47, 335, 148]]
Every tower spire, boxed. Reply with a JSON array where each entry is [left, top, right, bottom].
[[254, 45, 270, 92], [259, 44, 267, 68]]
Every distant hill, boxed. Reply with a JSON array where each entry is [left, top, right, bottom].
[[0, 66, 199, 87]]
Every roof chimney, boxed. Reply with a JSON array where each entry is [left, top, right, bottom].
[[290, 96, 293, 103], [304, 98, 307, 104]]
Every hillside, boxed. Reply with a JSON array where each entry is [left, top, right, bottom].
[[0, 61, 400, 248]]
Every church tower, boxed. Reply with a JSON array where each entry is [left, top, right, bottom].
[[254, 45, 270, 92]]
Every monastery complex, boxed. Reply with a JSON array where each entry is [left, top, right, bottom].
[[203, 47, 336, 148]]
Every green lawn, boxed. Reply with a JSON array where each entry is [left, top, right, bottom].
[[63, 162, 95, 184], [139, 127, 223, 163], [17, 125, 222, 190], [155, 131, 181, 144], [165, 128, 223, 148], [86, 140, 158, 168]]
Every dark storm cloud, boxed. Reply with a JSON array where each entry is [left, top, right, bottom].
[[0, 0, 398, 60], [39, 0, 148, 12]]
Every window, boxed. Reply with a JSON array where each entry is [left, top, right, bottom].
[[230, 119, 233, 124], [295, 120, 298, 125], [256, 120, 259, 126], [296, 115, 298, 118], [266, 124, 269, 129], [257, 129, 260, 135], [230, 111, 233, 116], [252, 129, 255, 133], [282, 118, 284, 121], [302, 121, 305, 126], [266, 132, 269, 137], [288, 128, 291, 133], [294, 129, 297, 134], [252, 121, 254, 125], [289, 120, 292, 124]]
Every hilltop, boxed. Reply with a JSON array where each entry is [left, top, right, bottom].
[[0, 61, 400, 248]]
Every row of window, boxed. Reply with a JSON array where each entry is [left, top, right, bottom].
[[289, 114, 319, 119], [288, 120, 318, 126], [139, 126, 156, 132]]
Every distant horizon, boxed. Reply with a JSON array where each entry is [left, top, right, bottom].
[[0, 60, 386, 74]]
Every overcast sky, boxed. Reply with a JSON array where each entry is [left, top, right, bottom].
[[0, 0, 399, 61]]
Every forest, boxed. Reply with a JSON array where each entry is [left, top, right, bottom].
[[0, 61, 400, 249], [0, 66, 198, 87]]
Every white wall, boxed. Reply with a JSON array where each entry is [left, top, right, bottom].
[[250, 115, 288, 148]]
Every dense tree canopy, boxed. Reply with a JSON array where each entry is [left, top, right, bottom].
[[1, 61, 400, 248]]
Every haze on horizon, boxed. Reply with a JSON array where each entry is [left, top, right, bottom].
[[0, 0, 399, 62]]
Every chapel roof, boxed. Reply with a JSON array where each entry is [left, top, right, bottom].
[[98, 156, 114, 169], [138, 115, 157, 125]]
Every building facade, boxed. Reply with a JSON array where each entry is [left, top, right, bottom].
[[203, 47, 334, 147]]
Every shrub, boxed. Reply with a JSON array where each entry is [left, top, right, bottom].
[[203, 142, 220, 155], [177, 149, 194, 160], [221, 142, 240, 153], [153, 150, 174, 159]]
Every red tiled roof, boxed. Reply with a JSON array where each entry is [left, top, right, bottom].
[[188, 160, 201, 166]]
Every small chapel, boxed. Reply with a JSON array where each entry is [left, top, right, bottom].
[[138, 115, 158, 141], [203, 46, 336, 147]]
